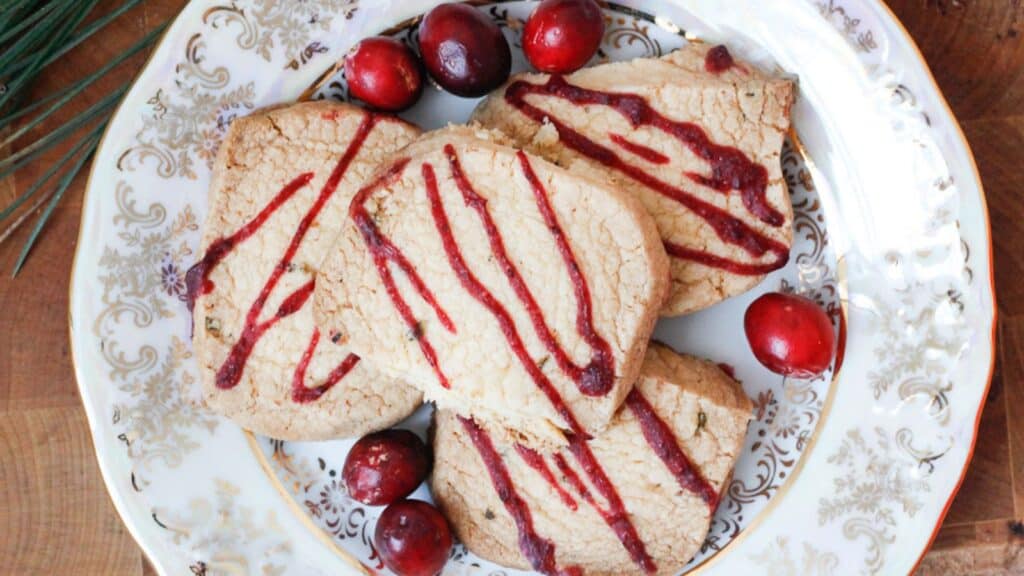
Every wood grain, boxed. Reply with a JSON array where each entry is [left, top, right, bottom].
[[886, 0, 1024, 572], [0, 408, 143, 574], [0, 0, 1018, 574], [0, 1, 184, 574]]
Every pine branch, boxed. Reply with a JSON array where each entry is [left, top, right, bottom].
[[0, 1, 97, 110], [0, 118, 107, 225], [0, 0, 36, 35], [0, 83, 125, 178], [0, 0, 168, 275], [0, 1, 59, 48], [12, 129, 102, 276], [0, 25, 163, 147], [2, 0, 149, 78]]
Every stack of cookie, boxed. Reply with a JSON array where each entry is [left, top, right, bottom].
[[188, 43, 794, 575]]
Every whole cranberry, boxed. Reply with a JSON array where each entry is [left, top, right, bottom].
[[523, 0, 605, 73], [344, 37, 423, 112], [343, 429, 431, 506], [418, 3, 511, 97], [744, 292, 836, 378], [374, 500, 453, 576]]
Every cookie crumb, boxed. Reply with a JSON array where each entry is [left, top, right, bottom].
[[204, 316, 222, 337], [407, 321, 424, 341]]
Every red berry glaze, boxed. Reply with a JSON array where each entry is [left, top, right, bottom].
[[344, 37, 423, 112], [744, 292, 836, 378], [418, 3, 511, 97], [374, 499, 453, 576], [704, 44, 735, 74], [343, 429, 431, 506], [523, 0, 605, 73]]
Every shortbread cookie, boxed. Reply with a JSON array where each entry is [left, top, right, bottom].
[[431, 344, 753, 575], [188, 101, 423, 440], [473, 43, 795, 315], [314, 125, 669, 447]]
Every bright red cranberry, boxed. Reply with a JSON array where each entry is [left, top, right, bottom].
[[523, 0, 605, 73], [418, 3, 511, 97], [374, 500, 453, 576], [344, 37, 423, 112], [744, 292, 836, 378], [343, 429, 431, 506]]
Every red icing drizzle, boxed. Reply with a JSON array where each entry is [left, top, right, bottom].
[[504, 75, 789, 275], [350, 158, 457, 389], [216, 279, 316, 390], [291, 328, 361, 403], [185, 173, 313, 310], [431, 155, 653, 572], [188, 112, 380, 399], [461, 417, 582, 576], [353, 148, 656, 573], [445, 145, 614, 396], [704, 45, 735, 74], [565, 435, 656, 572], [518, 441, 661, 574], [716, 362, 737, 379], [626, 388, 718, 509], [551, 453, 594, 505], [515, 152, 615, 395], [515, 445, 578, 511], [609, 133, 670, 164], [419, 161, 580, 423]]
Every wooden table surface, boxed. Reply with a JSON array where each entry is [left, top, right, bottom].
[[0, 1, 1020, 574]]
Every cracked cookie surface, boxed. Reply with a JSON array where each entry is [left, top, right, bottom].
[[191, 101, 423, 440], [431, 343, 753, 576], [314, 125, 669, 448], [473, 43, 795, 316]]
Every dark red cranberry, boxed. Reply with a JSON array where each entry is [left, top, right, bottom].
[[523, 0, 605, 73], [374, 499, 453, 576], [418, 3, 511, 97], [343, 429, 431, 506], [344, 37, 423, 112], [744, 292, 836, 378]]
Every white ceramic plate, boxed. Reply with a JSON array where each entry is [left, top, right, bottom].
[[69, 1, 995, 574]]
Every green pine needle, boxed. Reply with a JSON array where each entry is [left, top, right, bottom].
[[0, 88, 63, 129], [0, 1, 83, 74], [0, 118, 107, 225], [0, 1, 167, 275], [0, 1, 59, 47], [2, 0, 149, 79], [0, 0, 98, 110], [0, 82, 125, 177], [0, 0, 35, 33], [0, 25, 162, 148], [12, 130, 102, 277]]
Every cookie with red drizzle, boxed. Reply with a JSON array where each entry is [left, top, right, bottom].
[[431, 343, 753, 575], [189, 101, 422, 441], [314, 126, 669, 447], [473, 42, 796, 315]]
